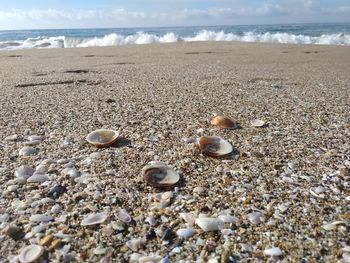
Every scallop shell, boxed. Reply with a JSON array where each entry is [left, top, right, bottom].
[[86, 129, 120, 147], [81, 211, 108, 226], [198, 136, 233, 157], [250, 119, 266, 127], [195, 217, 224, 232], [211, 115, 237, 129], [19, 244, 44, 263], [142, 162, 180, 188]]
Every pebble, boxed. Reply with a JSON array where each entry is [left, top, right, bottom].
[[27, 174, 49, 183], [5, 134, 18, 141], [15, 166, 34, 180], [19, 147, 37, 156], [247, 212, 263, 225], [176, 228, 196, 238], [61, 167, 81, 178], [51, 204, 63, 214]]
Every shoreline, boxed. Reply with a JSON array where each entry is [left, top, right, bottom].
[[0, 41, 349, 262]]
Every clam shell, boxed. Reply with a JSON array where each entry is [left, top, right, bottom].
[[86, 129, 120, 147], [198, 136, 233, 157], [117, 209, 132, 223], [142, 162, 180, 188], [176, 228, 196, 238], [247, 212, 262, 225], [264, 247, 283, 257], [195, 217, 224, 232], [211, 115, 237, 129], [250, 119, 266, 127], [19, 244, 44, 263], [81, 211, 108, 226]]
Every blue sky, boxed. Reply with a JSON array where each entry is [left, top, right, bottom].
[[0, 0, 349, 30]]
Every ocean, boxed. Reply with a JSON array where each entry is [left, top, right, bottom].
[[0, 23, 349, 50]]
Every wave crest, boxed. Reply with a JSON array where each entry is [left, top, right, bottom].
[[1, 30, 349, 50]]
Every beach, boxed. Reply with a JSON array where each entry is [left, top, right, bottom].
[[0, 41, 349, 262]]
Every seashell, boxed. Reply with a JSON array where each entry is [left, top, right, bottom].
[[142, 162, 180, 188], [19, 146, 37, 156], [61, 167, 81, 178], [211, 115, 237, 129], [126, 238, 144, 252], [19, 244, 44, 263], [179, 212, 197, 226], [117, 209, 132, 223], [218, 215, 238, 224], [139, 255, 162, 263], [145, 216, 157, 226], [247, 212, 262, 225], [129, 253, 142, 263], [86, 129, 120, 147], [198, 136, 233, 157], [51, 204, 62, 214], [221, 229, 233, 236], [264, 247, 283, 257], [30, 214, 53, 223], [321, 221, 346, 231], [250, 119, 266, 127], [15, 165, 35, 180], [176, 228, 196, 238], [28, 135, 44, 141], [5, 134, 18, 141], [195, 217, 224, 232], [81, 211, 108, 226], [27, 174, 49, 183]]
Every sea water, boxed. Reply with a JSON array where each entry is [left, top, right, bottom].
[[0, 23, 349, 50]]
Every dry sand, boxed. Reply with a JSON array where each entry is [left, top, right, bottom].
[[0, 42, 349, 262]]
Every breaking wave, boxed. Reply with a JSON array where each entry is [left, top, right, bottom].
[[1, 30, 349, 50]]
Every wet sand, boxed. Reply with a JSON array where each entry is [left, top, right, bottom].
[[0, 42, 350, 262]]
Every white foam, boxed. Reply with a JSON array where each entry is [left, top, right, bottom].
[[1, 30, 349, 50]]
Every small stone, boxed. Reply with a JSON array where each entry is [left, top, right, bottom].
[[5, 134, 18, 141], [5, 225, 25, 240], [30, 214, 53, 223], [27, 174, 49, 183], [15, 166, 34, 180], [161, 228, 174, 241], [48, 185, 66, 198], [19, 147, 37, 156]]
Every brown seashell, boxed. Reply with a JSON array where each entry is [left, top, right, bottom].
[[142, 161, 180, 188], [198, 136, 233, 157], [86, 129, 120, 147], [211, 115, 237, 129]]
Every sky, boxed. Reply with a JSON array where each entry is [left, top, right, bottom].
[[0, 0, 349, 30]]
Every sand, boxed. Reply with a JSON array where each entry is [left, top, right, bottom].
[[0, 42, 349, 262]]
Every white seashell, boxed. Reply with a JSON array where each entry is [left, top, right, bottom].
[[139, 255, 163, 263], [5, 134, 18, 141], [28, 135, 44, 141], [264, 247, 283, 257], [321, 221, 346, 231], [176, 228, 196, 238], [129, 253, 142, 263], [179, 212, 197, 226], [15, 165, 34, 180], [81, 211, 108, 226], [195, 217, 224, 232], [117, 209, 132, 223], [218, 215, 238, 224], [142, 162, 180, 188], [221, 229, 233, 236], [19, 244, 44, 263], [250, 119, 266, 127], [32, 225, 47, 234], [161, 191, 173, 201], [27, 174, 49, 183], [193, 186, 205, 195], [145, 216, 157, 226], [7, 185, 19, 192], [198, 136, 233, 157], [247, 212, 262, 225], [19, 147, 37, 156], [35, 164, 48, 174], [30, 214, 53, 223], [314, 186, 326, 194], [126, 238, 143, 251], [86, 129, 120, 147], [61, 167, 81, 178]]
